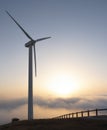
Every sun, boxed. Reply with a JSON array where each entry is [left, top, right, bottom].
[[48, 75, 79, 97]]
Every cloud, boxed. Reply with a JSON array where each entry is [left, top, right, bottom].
[[35, 96, 107, 110], [0, 96, 107, 124], [35, 97, 81, 109], [0, 98, 27, 110], [0, 96, 107, 112]]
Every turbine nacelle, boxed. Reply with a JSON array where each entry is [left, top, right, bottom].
[[25, 40, 35, 47], [25, 37, 51, 47]]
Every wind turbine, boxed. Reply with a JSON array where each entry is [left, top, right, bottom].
[[6, 11, 51, 120]]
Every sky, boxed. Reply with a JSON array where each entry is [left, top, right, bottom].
[[0, 0, 107, 124]]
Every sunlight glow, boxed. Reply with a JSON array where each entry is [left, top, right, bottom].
[[48, 75, 80, 97]]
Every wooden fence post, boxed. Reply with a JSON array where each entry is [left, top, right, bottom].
[[96, 109, 98, 116], [72, 113, 74, 118], [81, 111, 83, 117], [76, 112, 78, 118], [68, 114, 70, 118], [87, 110, 89, 117]]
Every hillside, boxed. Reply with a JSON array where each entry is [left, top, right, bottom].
[[0, 118, 107, 130]]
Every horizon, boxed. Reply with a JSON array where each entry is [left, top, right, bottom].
[[0, 0, 107, 124]]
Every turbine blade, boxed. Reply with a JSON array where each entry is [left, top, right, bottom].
[[6, 11, 33, 40], [33, 44, 37, 76], [36, 37, 51, 42]]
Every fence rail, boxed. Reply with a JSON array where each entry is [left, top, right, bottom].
[[52, 108, 107, 119]]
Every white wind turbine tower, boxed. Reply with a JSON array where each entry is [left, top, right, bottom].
[[6, 11, 51, 120]]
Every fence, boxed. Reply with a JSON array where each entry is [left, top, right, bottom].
[[53, 108, 107, 119]]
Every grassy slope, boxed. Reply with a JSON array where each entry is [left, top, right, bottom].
[[0, 118, 107, 130]]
